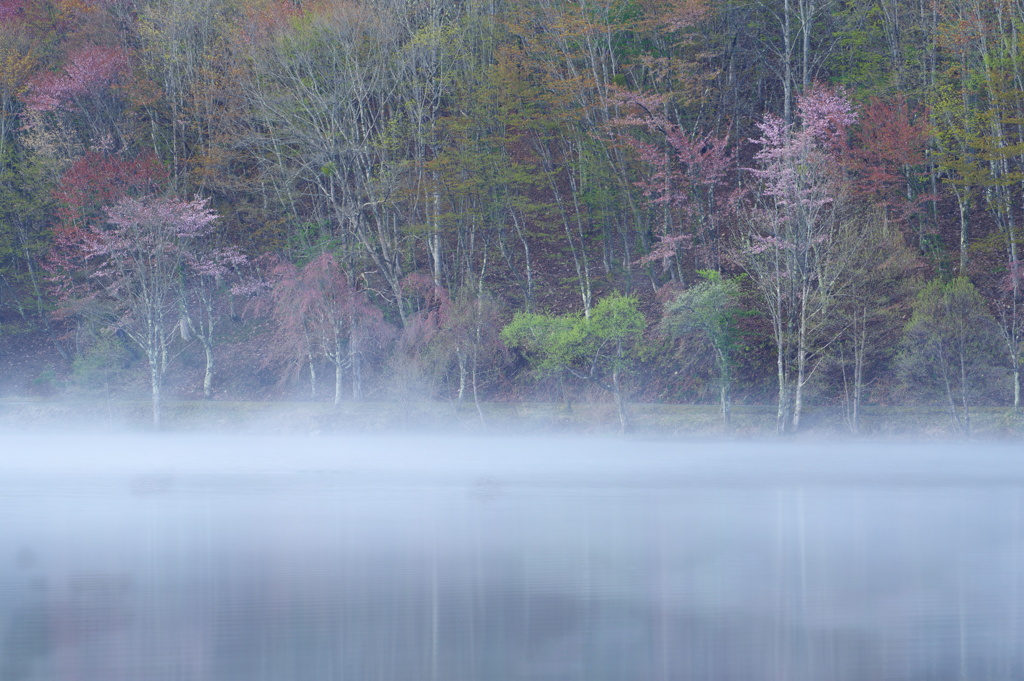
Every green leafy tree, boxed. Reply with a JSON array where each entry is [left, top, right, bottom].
[[661, 271, 744, 426], [897, 277, 1006, 435], [502, 293, 646, 432]]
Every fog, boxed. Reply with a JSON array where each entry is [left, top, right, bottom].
[[1, 434, 1022, 680]]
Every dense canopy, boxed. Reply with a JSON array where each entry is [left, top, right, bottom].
[[0, 0, 1021, 431]]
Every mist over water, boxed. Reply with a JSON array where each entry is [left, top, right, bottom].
[[1, 434, 1022, 681]]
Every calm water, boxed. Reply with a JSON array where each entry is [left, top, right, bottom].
[[0, 434, 1022, 681]]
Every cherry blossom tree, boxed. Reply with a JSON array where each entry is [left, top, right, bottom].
[[741, 84, 859, 433], [21, 44, 131, 149], [68, 196, 220, 427], [23, 45, 128, 113]]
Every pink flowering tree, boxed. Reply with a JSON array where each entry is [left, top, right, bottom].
[[23, 46, 128, 112], [609, 90, 735, 280], [68, 196, 221, 427], [21, 44, 130, 147], [260, 253, 392, 405], [741, 84, 859, 433]]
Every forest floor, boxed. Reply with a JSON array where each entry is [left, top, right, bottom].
[[1, 397, 1022, 439]]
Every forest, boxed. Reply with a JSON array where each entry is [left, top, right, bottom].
[[0, 0, 1021, 433]]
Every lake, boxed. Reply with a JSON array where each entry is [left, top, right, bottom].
[[1, 434, 1022, 680]]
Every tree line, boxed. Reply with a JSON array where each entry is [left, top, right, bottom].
[[0, 0, 1020, 432]]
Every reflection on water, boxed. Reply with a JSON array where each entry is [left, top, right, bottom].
[[0, 434, 1022, 681]]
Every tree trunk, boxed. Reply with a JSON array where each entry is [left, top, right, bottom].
[[791, 306, 808, 433], [149, 351, 162, 429], [308, 352, 317, 399], [350, 324, 363, 401], [333, 337, 344, 407], [1014, 368, 1020, 413], [957, 191, 969, 272], [783, 0, 794, 122], [959, 350, 971, 436], [720, 379, 731, 427], [203, 340, 214, 400], [852, 307, 867, 434], [612, 364, 628, 435], [714, 346, 732, 427], [431, 176, 442, 288], [335, 358, 344, 405], [777, 338, 789, 434], [455, 354, 467, 411], [472, 347, 485, 427]]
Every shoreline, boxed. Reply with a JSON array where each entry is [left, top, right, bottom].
[[1, 398, 1021, 439]]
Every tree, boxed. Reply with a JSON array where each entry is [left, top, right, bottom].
[[238, 1, 417, 317], [661, 270, 744, 425], [21, 42, 134, 152], [261, 253, 392, 406], [389, 271, 455, 404], [390, 274, 504, 421], [740, 84, 858, 433], [823, 211, 919, 433], [178, 233, 247, 399], [502, 293, 646, 432], [610, 90, 736, 280], [59, 196, 220, 427], [441, 283, 505, 421], [897, 276, 1006, 434], [845, 95, 933, 237]]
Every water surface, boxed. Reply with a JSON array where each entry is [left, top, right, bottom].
[[1, 434, 1021, 681]]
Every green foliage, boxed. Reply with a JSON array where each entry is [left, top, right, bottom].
[[501, 311, 580, 375], [661, 271, 744, 422], [4, 0, 1024, 419], [502, 293, 646, 382], [69, 332, 136, 396], [826, 2, 897, 96], [0, 141, 55, 325], [502, 292, 646, 430], [897, 277, 1007, 433], [662, 271, 743, 357]]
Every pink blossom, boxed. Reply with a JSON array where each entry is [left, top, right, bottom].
[[23, 46, 129, 112], [750, 85, 857, 214]]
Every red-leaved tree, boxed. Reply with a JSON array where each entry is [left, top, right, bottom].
[[393, 273, 505, 416], [609, 89, 735, 279], [261, 253, 392, 405], [846, 95, 933, 231], [54, 150, 168, 230]]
